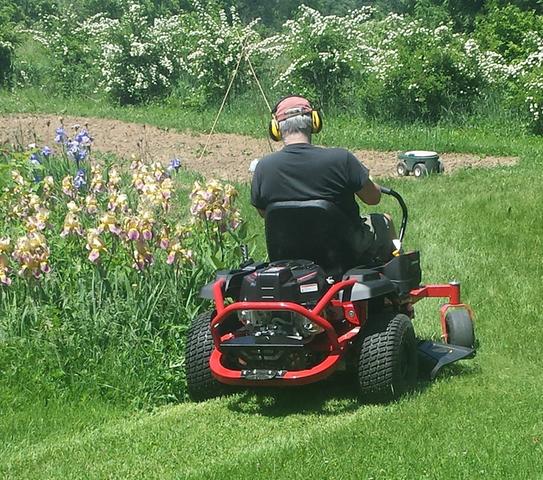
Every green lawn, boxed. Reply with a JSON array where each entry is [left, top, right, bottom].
[[1, 91, 542, 479], [1, 354, 542, 479]]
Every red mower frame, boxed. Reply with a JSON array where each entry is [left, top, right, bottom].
[[208, 277, 472, 387]]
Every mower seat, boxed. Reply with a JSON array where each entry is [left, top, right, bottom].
[[264, 200, 368, 277]]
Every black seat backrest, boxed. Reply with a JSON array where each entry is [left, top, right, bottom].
[[264, 200, 366, 276]]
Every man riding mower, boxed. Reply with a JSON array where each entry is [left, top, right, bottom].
[[185, 96, 475, 401]]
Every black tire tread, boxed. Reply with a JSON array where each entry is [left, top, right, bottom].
[[357, 313, 417, 400], [185, 310, 226, 401], [396, 161, 409, 177]]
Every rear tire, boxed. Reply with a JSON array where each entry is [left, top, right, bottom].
[[445, 309, 475, 348], [185, 310, 227, 401], [396, 161, 409, 177], [413, 163, 428, 178], [357, 313, 418, 401]]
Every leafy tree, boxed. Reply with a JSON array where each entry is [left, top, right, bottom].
[[475, 3, 543, 61], [0, 0, 18, 85]]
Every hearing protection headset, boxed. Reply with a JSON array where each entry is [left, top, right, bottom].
[[268, 95, 323, 142]]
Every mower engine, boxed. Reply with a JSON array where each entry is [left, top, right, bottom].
[[238, 309, 324, 340], [221, 260, 331, 371], [240, 260, 328, 305]]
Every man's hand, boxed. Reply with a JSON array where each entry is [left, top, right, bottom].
[[356, 178, 381, 205]]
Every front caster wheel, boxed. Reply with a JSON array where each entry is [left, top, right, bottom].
[[445, 309, 475, 348]]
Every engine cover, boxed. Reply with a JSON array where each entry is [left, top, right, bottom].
[[240, 260, 327, 305]]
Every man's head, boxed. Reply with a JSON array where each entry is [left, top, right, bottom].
[[269, 95, 322, 142]]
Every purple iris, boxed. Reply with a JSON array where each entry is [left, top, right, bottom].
[[73, 169, 87, 189], [41, 146, 52, 157], [74, 129, 92, 146], [55, 127, 67, 144], [67, 140, 88, 163], [29, 153, 41, 166], [167, 157, 182, 173]]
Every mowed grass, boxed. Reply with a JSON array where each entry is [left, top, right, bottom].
[[1, 154, 542, 478], [1, 359, 541, 480]]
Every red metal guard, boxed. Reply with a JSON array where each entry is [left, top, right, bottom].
[[207, 279, 472, 384], [209, 278, 358, 386]]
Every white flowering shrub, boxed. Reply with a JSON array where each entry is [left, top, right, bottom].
[[359, 17, 486, 121], [258, 6, 375, 105], [513, 37, 543, 134], [177, 0, 261, 105], [466, 27, 543, 134], [97, 2, 185, 104], [259, 8, 489, 120], [524, 73, 543, 134], [30, 9, 107, 94], [14, 1, 543, 133], [474, 4, 543, 63], [32, 0, 261, 105]]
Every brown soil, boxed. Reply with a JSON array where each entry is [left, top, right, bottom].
[[0, 113, 518, 181]]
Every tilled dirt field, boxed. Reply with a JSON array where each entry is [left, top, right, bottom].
[[0, 113, 518, 181]]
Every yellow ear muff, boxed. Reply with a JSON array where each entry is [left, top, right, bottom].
[[269, 116, 282, 142], [311, 110, 322, 134], [269, 104, 322, 141]]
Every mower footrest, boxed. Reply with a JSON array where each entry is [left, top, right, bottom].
[[417, 340, 475, 380]]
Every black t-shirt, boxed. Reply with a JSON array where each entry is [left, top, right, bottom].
[[251, 143, 369, 224]]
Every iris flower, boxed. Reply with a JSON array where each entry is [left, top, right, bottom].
[[24, 207, 50, 232], [67, 141, 88, 164], [74, 128, 93, 146], [61, 212, 84, 237], [98, 212, 121, 235], [167, 157, 182, 173], [108, 168, 122, 190], [86, 229, 107, 263], [62, 175, 75, 197], [29, 153, 41, 166], [73, 169, 87, 190], [42, 176, 54, 197], [133, 240, 154, 270], [85, 194, 98, 214], [0, 238, 11, 286], [166, 240, 193, 265], [90, 165, 105, 193], [55, 127, 67, 144], [12, 232, 51, 278]]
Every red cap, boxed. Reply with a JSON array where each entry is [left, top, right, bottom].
[[274, 96, 313, 122]]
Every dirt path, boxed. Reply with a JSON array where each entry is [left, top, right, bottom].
[[0, 113, 518, 181]]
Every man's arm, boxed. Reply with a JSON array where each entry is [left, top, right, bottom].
[[251, 164, 267, 217], [356, 178, 381, 205]]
